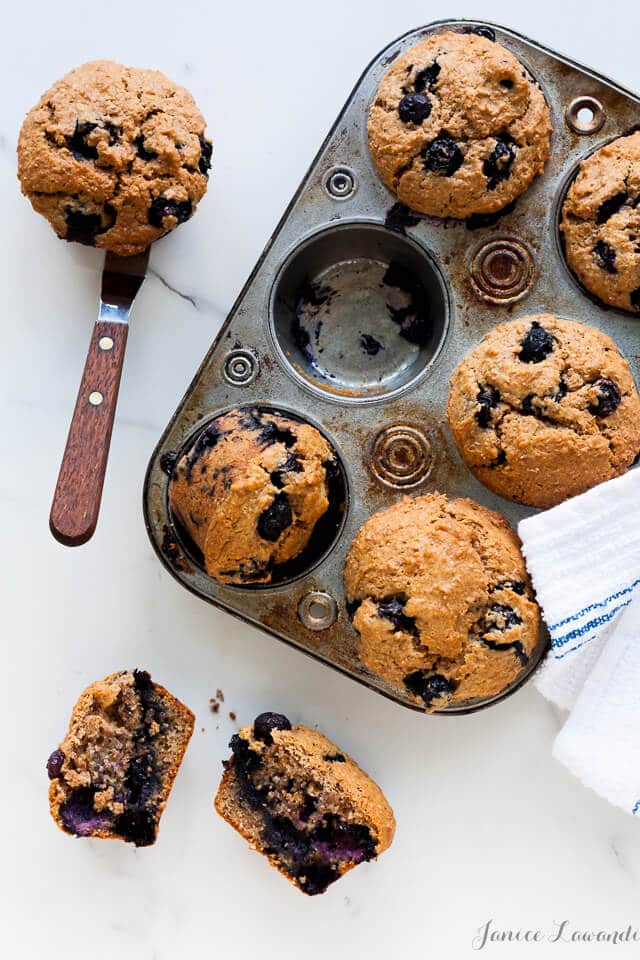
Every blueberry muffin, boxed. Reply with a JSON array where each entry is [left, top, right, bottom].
[[18, 60, 212, 255], [215, 713, 395, 895], [344, 493, 541, 710], [560, 132, 640, 312], [168, 407, 338, 585], [446, 316, 640, 507], [367, 29, 552, 219], [48, 670, 194, 846]]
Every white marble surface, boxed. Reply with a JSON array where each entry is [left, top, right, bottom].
[[2, 1, 640, 957]]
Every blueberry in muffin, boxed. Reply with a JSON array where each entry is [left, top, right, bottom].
[[48, 670, 194, 845], [17, 60, 212, 255], [344, 493, 541, 710], [215, 714, 395, 894], [368, 30, 551, 220]]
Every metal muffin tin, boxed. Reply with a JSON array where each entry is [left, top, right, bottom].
[[143, 19, 640, 714]]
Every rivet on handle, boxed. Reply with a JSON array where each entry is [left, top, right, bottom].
[[98, 336, 114, 351], [88, 391, 104, 406]]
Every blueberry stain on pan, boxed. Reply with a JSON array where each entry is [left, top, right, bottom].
[[384, 202, 423, 235], [382, 262, 432, 346], [359, 334, 384, 355], [160, 451, 179, 476], [463, 25, 496, 41], [465, 199, 517, 231]]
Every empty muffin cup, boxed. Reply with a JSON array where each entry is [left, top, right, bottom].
[[167, 406, 348, 587], [270, 222, 449, 402]]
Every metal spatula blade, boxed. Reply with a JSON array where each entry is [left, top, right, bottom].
[[50, 248, 149, 546]]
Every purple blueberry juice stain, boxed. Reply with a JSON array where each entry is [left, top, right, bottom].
[[360, 333, 384, 355], [59, 788, 110, 837]]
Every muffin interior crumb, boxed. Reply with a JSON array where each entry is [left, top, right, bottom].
[[49, 670, 194, 846]]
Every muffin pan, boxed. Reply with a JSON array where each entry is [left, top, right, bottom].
[[144, 19, 640, 714]]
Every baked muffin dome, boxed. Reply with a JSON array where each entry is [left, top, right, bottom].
[[560, 131, 640, 312], [18, 59, 212, 255], [344, 493, 541, 710], [446, 315, 640, 507], [367, 29, 552, 219], [168, 407, 337, 585]]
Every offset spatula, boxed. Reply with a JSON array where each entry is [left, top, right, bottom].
[[50, 249, 149, 546]]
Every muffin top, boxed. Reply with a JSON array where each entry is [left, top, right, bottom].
[[18, 59, 212, 255], [367, 29, 552, 219], [446, 315, 640, 507], [560, 131, 640, 312], [344, 493, 541, 710], [168, 407, 336, 585]]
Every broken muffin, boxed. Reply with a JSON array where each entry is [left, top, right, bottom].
[[48, 670, 194, 846], [168, 407, 339, 585], [215, 713, 395, 895]]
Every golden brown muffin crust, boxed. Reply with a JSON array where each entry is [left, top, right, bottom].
[[560, 132, 640, 312], [18, 60, 211, 255], [446, 315, 640, 507], [367, 30, 551, 218], [344, 493, 541, 709]]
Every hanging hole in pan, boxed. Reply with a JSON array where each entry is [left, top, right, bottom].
[[565, 96, 605, 135], [298, 591, 337, 630], [270, 222, 449, 403]]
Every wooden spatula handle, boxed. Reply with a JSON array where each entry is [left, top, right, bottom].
[[50, 321, 129, 546]]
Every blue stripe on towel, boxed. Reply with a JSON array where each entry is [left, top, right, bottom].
[[550, 599, 633, 659], [549, 578, 640, 631], [550, 601, 632, 649], [633, 800, 640, 816]]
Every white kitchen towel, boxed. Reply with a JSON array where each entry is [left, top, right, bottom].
[[517, 468, 640, 816], [518, 468, 640, 711], [552, 600, 640, 816]]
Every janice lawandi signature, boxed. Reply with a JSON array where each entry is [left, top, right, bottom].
[[473, 919, 640, 950]]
